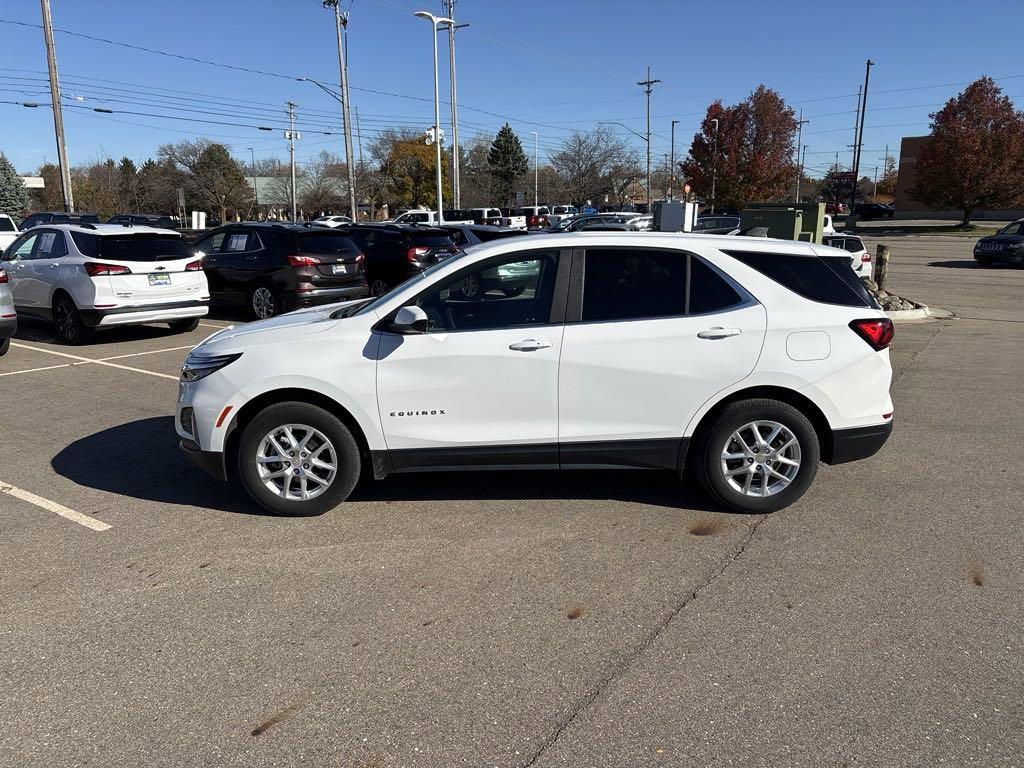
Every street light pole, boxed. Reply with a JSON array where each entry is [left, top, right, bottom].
[[529, 131, 538, 206], [850, 59, 874, 214], [286, 101, 299, 221], [636, 67, 661, 207], [323, 0, 358, 219], [414, 11, 453, 224], [39, 0, 73, 212], [442, 1, 467, 209], [248, 146, 258, 211], [669, 119, 679, 200], [710, 118, 719, 214]]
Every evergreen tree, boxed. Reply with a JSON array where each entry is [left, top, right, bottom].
[[0, 153, 31, 219], [117, 157, 139, 212], [487, 124, 528, 205]]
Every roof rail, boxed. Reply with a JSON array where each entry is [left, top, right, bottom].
[[80, 223, 98, 230]]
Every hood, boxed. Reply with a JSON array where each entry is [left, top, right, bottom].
[[198, 301, 361, 353], [979, 234, 1024, 244]]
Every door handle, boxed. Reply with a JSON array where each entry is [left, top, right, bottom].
[[509, 339, 552, 351], [697, 327, 741, 339]]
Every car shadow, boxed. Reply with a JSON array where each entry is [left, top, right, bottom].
[[13, 316, 198, 346], [929, 259, 1019, 269], [52, 416, 719, 515]]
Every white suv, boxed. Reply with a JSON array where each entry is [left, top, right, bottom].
[[0, 224, 209, 344], [176, 233, 894, 516]]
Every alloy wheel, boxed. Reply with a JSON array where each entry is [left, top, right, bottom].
[[721, 420, 801, 497], [255, 423, 338, 501], [56, 300, 77, 342], [369, 279, 390, 296], [252, 287, 276, 319]]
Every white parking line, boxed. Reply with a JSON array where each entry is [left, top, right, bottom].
[[10, 343, 179, 381], [0, 481, 112, 531], [93, 344, 194, 362], [0, 363, 73, 378], [199, 322, 232, 329]]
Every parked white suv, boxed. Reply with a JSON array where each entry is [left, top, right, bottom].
[[0, 264, 15, 355], [1, 224, 209, 344], [176, 232, 894, 516]]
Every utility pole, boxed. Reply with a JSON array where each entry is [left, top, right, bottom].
[[636, 67, 661, 207], [324, 0, 358, 219], [850, 59, 874, 214], [355, 106, 364, 166], [669, 119, 679, 200], [710, 118, 719, 214], [794, 109, 809, 202], [286, 101, 299, 221], [529, 131, 539, 206], [442, 0, 467, 209], [852, 84, 862, 170], [797, 144, 807, 201], [248, 146, 259, 211], [40, 0, 73, 212], [873, 166, 879, 198]]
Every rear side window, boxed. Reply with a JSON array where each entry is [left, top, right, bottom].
[[35, 231, 68, 258], [97, 235, 193, 262], [0, 218, 16, 232], [582, 249, 686, 322], [725, 250, 871, 307], [298, 233, 358, 255], [474, 229, 527, 242], [688, 257, 743, 314]]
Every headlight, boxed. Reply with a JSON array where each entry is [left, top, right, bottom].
[[180, 351, 241, 381]]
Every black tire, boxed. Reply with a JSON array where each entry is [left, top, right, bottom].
[[168, 317, 201, 333], [236, 402, 361, 516], [53, 295, 95, 345], [693, 398, 820, 514], [368, 277, 391, 297], [249, 283, 281, 320], [0, 337, 9, 356], [975, 257, 991, 267]]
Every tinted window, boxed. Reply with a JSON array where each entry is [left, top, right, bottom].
[[409, 233, 456, 249], [97, 235, 193, 262], [725, 250, 871, 307], [224, 232, 254, 252], [998, 222, 1024, 236], [35, 230, 68, 258], [474, 229, 528, 243], [194, 232, 226, 254], [7, 233, 38, 259], [0, 217, 16, 232], [582, 249, 686, 322], [413, 251, 559, 332], [298, 232, 358, 254], [688, 257, 743, 314]]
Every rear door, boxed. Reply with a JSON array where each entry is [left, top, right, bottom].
[[194, 231, 229, 298], [557, 245, 766, 467], [24, 228, 69, 308], [94, 234, 205, 306]]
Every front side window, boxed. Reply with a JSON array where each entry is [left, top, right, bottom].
[[6, 233, 39, 260], [412, 250, 559, 333], [195, 232, 226, 254], [582, 249, 686, 322]]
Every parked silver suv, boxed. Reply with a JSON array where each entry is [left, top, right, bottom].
[[0, 264, 15, 355]]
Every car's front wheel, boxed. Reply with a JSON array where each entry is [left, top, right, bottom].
[[236, 402, 361, 516], [0, 337, 9, 356], [694, 398, 820, 514]]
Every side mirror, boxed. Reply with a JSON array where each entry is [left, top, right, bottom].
[[392, 305, 428, 334]]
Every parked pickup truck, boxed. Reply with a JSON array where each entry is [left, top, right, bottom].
[[545, 204, 579, 228], [462, 207, 526, 229], [392, 209, 473, 226], [0, 214, 20, 251]]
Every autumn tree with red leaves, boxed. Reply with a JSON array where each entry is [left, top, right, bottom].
[[682, 85, 798, 211], [913, 77, 1024, 225]]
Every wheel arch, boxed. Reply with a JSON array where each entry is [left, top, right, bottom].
[[224, 387, 373, 480], [685, 385, 835, 467]]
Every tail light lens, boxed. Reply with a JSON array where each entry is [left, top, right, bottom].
[[85, 262, 131, 276], [185, 260, 203, 271], [355, 252, 365, 271], [849, 318, 894, 351], [528, 216, 538, 226], [0, 269, 7, 284], [286, 254, 319, 267], [861, 253, 872, 262], [406, 246, 430, 263]]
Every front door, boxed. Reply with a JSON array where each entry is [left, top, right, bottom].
[[375, 248, 567, 470], [558, 246, 767, 468], [2, 232, 41, 309]]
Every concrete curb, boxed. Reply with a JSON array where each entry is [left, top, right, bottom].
[[885, 305, 955, 322]]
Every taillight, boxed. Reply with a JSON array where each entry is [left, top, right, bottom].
[[85, 262, 131, 276], [286, 254, 319, 267], [355, 252, 365, 270], [0, 269, 7, 284], [529, 216, 538, 226], [849, 318, 894, 351], [406, 246, 430, 263], [185, 260, 203, 271], [861, 253, 872, 262]]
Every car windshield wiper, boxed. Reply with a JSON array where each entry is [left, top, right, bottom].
[[329, 298, 374, 319]]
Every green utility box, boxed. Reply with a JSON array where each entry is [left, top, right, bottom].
[[739, 207, 803, 241], [745, 202, 828, 243]]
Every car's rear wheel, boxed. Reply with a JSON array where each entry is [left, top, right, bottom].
[[168, 317, 201, 333], [53, 295, 94, 345], [369, 278, 391, 296], [249, 284, 279, 320], [694, 398, 820, 514], [236, 402, 361, 516]]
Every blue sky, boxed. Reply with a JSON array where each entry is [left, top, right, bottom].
[[3, 0, 1023, 180]]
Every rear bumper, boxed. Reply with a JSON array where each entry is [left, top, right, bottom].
[[81, 299, 210, 327], [283, 283, 368, 311], [828, 420, 893, 464], [179, 439, 228, 482], [0, 314, 16, 339]]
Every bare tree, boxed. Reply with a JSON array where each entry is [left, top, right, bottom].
[[550, 126, 634, 205], [299, 150, 346, 214]]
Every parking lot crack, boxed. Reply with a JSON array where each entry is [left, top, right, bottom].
[[521, 513, 768, 767]]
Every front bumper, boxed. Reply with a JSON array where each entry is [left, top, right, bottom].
[[975, 246, 1022, 263], [179, 439, 227, 482], [0, 314, 16, 339], [829, 420, 893, 464], [81, 299, 210, 327]]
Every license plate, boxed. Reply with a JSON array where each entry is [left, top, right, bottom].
[[332, 264, 349, 275], [148, 273, 171, 286]]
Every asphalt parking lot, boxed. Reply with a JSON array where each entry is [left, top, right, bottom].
[[1, 237, 1021, 767]]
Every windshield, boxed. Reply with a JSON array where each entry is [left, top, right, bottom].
[[997, 221, 1024, 236], [70, 232, 192, 261], [0, 217, 14, 232], [298, 233, 358, 254], [355, 253, 467, 317]]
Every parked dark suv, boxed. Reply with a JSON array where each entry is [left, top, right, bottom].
[[19, 212, 100, 230], [853, 203, 894, 220], [345, 223, 460, 296], [974, 219, 1024, 267], [107, 213, 179, 228], [192, 223, 367, 319]]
